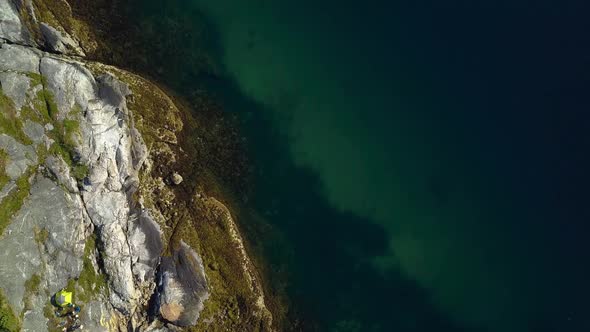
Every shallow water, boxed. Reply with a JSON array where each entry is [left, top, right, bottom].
[[123, 1, 590, 331]]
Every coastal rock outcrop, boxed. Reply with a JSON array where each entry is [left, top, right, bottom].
[[0, 0, 274, 331], [0, 1, 207, 330], [158, 241, 209, 326]]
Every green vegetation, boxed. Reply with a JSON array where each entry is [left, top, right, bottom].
[[25, 274, 41, 295], [34, 227, 50, 245], [0, 170, 32, 236], [49, 235, 108, 310], [25, 72, 46, 88], [75, 235, 108, 302], [63, 119, 80, 148], [0, 91, 33, 146], [0, 289, 19, 332], [22, 274, 42, 313], [0, 150, 9, 190], [42, 89, 59, 122], [34, 88, 87, 181], [71, 164, 89, 181]]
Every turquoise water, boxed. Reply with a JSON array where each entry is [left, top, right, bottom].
[[122, 1, 590, 331]]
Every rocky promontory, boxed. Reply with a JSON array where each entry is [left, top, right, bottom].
[[0, 1, 273, 331]]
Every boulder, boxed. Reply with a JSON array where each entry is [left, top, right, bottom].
[[158, 241, 209, 326], [169, 172, 183, 185], [39, 22, 85, 56]]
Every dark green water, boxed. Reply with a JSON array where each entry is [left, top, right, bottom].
[[123, 1, 590, 331]]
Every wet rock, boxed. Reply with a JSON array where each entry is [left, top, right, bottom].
[[158, 241, 209, 326]]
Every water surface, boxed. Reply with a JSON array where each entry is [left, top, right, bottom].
[[124, 1, 590, 331]]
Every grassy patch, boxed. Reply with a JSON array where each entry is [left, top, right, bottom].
[[22, 274, 42, 313], [25, 72, 46, 88], [34, 227, 50, 245], [0, 170, 32, 236], [71, 164, 89, 181], [36, 89, 87, 180], [20, 105, 44, 125], [0, 91, 33, 146], [41, 89, 59, 122], [0, 289, 20, 332], [62, 119, 80, 146], [75, 234, 108, 303], [0, 150, 9, 190]]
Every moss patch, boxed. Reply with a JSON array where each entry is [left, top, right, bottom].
[[0, 90, 33, 146], [0, 289, 20, 332], [0, 150, 10, 190], [75, 234, 108, 303], [25, 73, 46, 88], [35, 88, 87, 181], [71, 164, 88, 181], [34, 227, 50, 245], [29, 0, 98, 55], [22, 274, 42, 314], [0, 170, 32, 236]]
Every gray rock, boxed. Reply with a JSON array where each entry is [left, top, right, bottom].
[[158, 241, 209, 326], [0, 6, 215, 329], [40, 56, 97, 120], [0, 180, 15, 202], [0, 71, 30, 110], [45, 155, 78, 192], [81, 300, 111, 332], [0, 0, 30, 44], [129, 211, 163, 282], [0, 42, 40, 73], [0, 133, 37, 179], [23, 120, 45, 143], [131, 127, 148, 171], [22, 288, 49, 332], [0, 176, 87, 316], [39, 22, 85, 56], [97, 73, 131, 109]]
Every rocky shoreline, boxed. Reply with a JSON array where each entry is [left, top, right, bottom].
[[0, 0, 273, 331]]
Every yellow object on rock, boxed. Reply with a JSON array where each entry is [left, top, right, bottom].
[[55, 289, 73, 307]]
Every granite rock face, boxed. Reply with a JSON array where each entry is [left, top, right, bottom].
[[0, 0, 30, 44], [158, 241, 209, 326], [0, 1, 209, 330]]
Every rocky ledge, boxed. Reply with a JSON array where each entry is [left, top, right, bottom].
[[0, 1, 273, 331]]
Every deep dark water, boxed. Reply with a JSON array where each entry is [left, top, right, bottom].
[[109, 0, 590, 331]]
